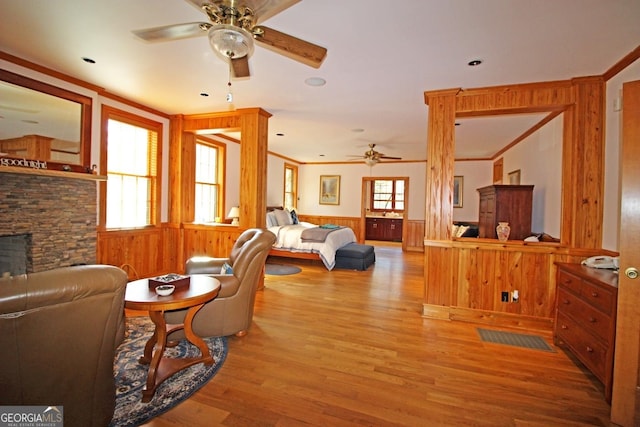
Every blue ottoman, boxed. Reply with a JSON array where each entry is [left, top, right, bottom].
[[334, 243, 375, 271]]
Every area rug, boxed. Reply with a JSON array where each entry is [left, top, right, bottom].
[[109, 316, 227, 427], [265, 263, 302, 275], [477, 328, 554, 352]]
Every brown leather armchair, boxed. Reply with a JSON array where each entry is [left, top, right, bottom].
[[0, 265, 127, 427], [165, 228, 276, 338]]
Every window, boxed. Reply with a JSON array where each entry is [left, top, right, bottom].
[[284, 163, 298, 210], [102, 107, 161, 229], [195, 140, 225, 222], [370, 179, 404, 212]]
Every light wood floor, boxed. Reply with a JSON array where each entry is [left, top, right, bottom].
[[141, 244, 613, 426]]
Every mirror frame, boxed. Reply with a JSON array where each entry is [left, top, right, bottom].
[[0, 68, 92, 171]]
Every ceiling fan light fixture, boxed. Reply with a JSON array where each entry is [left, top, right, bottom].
[[365, 157, 378, 167], [208, 24, 254, 61]]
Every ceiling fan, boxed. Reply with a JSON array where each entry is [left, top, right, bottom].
[[348, 144, 402, 166], [132, 0, 327, 78]]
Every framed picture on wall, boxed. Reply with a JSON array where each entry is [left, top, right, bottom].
[[319, 175, 340, 205], [453, 176, 463, 208]]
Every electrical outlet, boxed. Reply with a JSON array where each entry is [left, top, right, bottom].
[[501, 291, 509, 302], [512, 290, 519, 303]]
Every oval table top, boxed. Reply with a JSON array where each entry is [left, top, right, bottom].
[[124, 275, 221, 311]]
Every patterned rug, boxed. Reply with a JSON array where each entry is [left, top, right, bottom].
[[109, 316, 227, 427]]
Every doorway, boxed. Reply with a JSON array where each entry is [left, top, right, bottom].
[[360, 177, 409, 250]]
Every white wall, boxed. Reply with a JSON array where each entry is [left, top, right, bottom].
[[501, 115, 563, 236], [603, 60, 640, 251], [280, 162, 427, 220], [266, 154, 286, 207], [453, 160, 493, 222]]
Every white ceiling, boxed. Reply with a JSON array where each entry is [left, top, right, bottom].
[[0, 0, 638, 163]]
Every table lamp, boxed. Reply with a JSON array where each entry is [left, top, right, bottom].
[[227, 206, 240, 226]]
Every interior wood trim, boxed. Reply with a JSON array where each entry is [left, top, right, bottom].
[[602, 44, 640, 82]]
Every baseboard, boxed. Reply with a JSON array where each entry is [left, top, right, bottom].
[[422, 304, 553, 333]]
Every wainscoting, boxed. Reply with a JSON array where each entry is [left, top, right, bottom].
[[423, 238, 614, 331]]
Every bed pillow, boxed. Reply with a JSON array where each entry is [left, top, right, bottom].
[[221, 262, 233, 275], [455, 225, 470, 238], [266, 211, 278, 228], [289, 209, 299, 224], [273, 209, 292, 226]]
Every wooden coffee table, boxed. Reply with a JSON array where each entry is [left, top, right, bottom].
[[124, 275, 221, 402]]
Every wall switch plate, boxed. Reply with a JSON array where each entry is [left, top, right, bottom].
[[501, 291, 510, 302]]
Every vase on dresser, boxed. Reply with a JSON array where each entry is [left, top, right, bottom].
[[496, 222, 511, 241]]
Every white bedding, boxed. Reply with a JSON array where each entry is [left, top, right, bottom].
[[267, 221, 356, 270]]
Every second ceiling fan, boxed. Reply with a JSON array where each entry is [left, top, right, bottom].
[[133, 0, 327, 78], [348, 144, 402, 166]]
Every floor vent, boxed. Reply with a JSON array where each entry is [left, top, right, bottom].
[[477, 328, 554, 352]]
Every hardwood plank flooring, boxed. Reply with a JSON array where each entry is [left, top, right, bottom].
[[140, 244, 612, 426]]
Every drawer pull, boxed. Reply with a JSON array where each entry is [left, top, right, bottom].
[[561, 324, 568, 330], [562, 299, 570, 305], [586, 346, 594, 353], [588, 317, 596, 323], [591, 292, 598, 298]]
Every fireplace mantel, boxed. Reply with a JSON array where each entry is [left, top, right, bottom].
[[0, 166, 106, 181]]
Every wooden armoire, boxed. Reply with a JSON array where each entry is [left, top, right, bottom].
[[477, 184, 534, 240]]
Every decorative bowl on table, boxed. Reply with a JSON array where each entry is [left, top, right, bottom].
[[155, 284, 175, 296]]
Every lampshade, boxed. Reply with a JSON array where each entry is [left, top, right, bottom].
[[208, 24, 254, 61], [227, 206, 240, 226], [365, 157, 378, 167]]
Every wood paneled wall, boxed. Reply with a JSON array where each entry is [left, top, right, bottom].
[[422, 240, 616, 331], [182, 224, 242, 262], [423, 78, 609, 330], [97, 225, 180, 280]]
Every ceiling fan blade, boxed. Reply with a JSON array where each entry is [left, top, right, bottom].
[[133, 22, 210, 42], [379, 156, 402, 160], [253, 25, 327, 68], [231, 56, 251, 78]]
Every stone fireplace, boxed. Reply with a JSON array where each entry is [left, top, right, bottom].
[[0, 171, 98, 274]]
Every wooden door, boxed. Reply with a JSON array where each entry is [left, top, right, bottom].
[[611, 79, 640, 426]]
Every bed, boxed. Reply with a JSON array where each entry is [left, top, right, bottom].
[[266, 208, 356, 270]]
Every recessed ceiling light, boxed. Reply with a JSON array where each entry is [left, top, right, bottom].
[[305, 77, 326, 87], [81, 57, 96, 64], [468, 59, 482, 67]]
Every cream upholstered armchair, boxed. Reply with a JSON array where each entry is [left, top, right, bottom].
[[165, 228, 276, 338]]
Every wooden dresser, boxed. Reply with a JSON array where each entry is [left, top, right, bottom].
[[477, 185, 534, 240], [554, 263, 619, 402]]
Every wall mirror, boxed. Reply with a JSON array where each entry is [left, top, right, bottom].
[[0, 69, 91, 170]]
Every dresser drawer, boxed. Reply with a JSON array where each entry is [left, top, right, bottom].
[[556, 312, 607, 381], [578, 279, 615, 314], [556, 289, 613, 343], [558, 270, 616, 314], [557, 271, 582, 296]]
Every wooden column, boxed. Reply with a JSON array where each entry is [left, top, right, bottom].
[[423, 89, 459, 240], [564, 76, 605, 249], [238, 108, 271, 229]]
